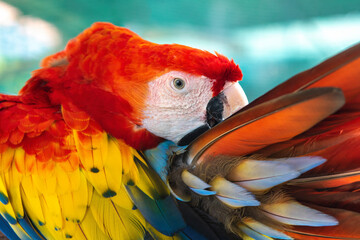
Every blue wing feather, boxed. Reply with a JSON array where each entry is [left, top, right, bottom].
[[0, 215, 21, 240]]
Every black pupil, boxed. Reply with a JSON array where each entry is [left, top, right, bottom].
[[175, 79, 183, 88]]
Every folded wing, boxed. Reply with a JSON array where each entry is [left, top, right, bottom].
[[0, 94, 186, 240]]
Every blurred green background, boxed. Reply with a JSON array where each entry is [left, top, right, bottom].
[[0, 0, 359, 101]]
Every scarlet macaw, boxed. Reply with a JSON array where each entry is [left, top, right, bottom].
[[0, 22, 359, 240]]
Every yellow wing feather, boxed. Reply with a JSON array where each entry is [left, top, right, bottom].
[[4, 165, 23, 219], [0, 148, 14, 174], [21, 175, 46, 226], [0, 103, 181, 240], [79, 209, 111, 240], [90, 190, 146, 240]]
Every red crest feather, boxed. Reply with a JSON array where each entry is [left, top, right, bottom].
[[19, 22, 242, 149]]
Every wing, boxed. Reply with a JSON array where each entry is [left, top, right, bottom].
[[247, 44, 360, 240], [168, 43, 360, 240], [251, 42, 360, 175], [185, 87, 345, 164], [0, 94, 187, 240]]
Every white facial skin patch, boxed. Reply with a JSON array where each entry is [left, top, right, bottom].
[[142, 71, 215, 143]]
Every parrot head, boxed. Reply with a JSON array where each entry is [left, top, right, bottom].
[[27, 22, 248, 149]]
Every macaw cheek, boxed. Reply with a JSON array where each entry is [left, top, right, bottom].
[[178, 83, 248, 146]]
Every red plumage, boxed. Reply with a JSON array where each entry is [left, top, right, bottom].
[[13, 22, 242, 150], [247, 43, 360, 239], [178, 42, 360, 240]]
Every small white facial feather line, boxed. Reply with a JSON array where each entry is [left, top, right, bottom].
[[142, 71, 214, 143]]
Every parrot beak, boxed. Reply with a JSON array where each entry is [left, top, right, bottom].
[[178, 82, 248, 146], [206, 83, 248, 128]]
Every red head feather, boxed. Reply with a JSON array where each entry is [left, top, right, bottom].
[[21, 22, 243, 149]]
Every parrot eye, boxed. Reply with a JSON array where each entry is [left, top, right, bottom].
[[172, 78, 185, 90]]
